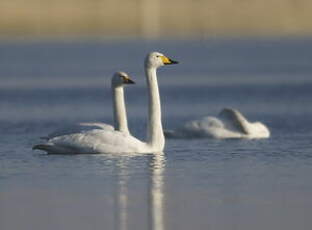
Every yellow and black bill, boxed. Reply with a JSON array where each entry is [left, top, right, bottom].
[[161, 56, 179, 65]]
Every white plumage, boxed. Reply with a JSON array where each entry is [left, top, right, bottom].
[[33, 52, 178, 154]]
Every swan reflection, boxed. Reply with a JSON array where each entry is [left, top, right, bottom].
[[114, 158, 129, 230], [114, 153, 166, 230], [148, 152, 166, 230]]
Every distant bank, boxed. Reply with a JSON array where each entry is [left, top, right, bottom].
[[1, 0, 312, 38]]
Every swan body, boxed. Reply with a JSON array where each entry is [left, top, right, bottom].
[[165, 108, 270, 139], [34, 129, 149, 154], [33, 52, 178, 154], [41, 72, 135, 140]]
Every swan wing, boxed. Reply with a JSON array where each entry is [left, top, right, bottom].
[[78, 122, 114, 131], [42, 122, 114, 140]]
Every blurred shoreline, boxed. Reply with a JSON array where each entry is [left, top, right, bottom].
[[0, 35, 312, 43], [1, 0, 312, 39]]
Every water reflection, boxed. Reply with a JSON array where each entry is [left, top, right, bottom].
[[148, 153, 166, 230], [114, 153, 166, 230], [114, 158, 129, 230]]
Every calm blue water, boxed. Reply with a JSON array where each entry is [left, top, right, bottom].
[[1, 39, 312, 230]]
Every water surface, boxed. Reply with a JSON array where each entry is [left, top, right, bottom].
[[0, 39, 312, 230]]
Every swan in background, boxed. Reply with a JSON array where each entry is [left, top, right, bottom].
[[33, 52, 178, 154], [41, 72, 135, 140], [165, 108, 270, 139]]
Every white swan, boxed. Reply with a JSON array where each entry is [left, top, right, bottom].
[[41, 72, 135, 140], [33, 52, 178, 154], [165, 108, 270, 139]]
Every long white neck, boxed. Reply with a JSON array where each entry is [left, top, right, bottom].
[[112, 86, 129, 135], [145, 66, 165, 151]]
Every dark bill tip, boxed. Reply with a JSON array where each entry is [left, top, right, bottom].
[[125, 78, 135, 84], [168, 58, 179, 64]]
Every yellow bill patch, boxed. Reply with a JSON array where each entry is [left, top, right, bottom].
[[161, 56, 171, 64]]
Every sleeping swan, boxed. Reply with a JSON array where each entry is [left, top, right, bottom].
[[33, 52, 178, 154], [41, 71, 135, 140], [165, 108, 270, 139]]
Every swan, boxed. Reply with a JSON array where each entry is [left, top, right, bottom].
[[33, 52, 178, 154], [165, 108, 270, 139], [41, 71, 135, 140]]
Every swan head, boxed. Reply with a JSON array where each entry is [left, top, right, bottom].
[[145, 52, 178, 68], [251, 122, 271, 138], [112, 71, 135, 87]]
